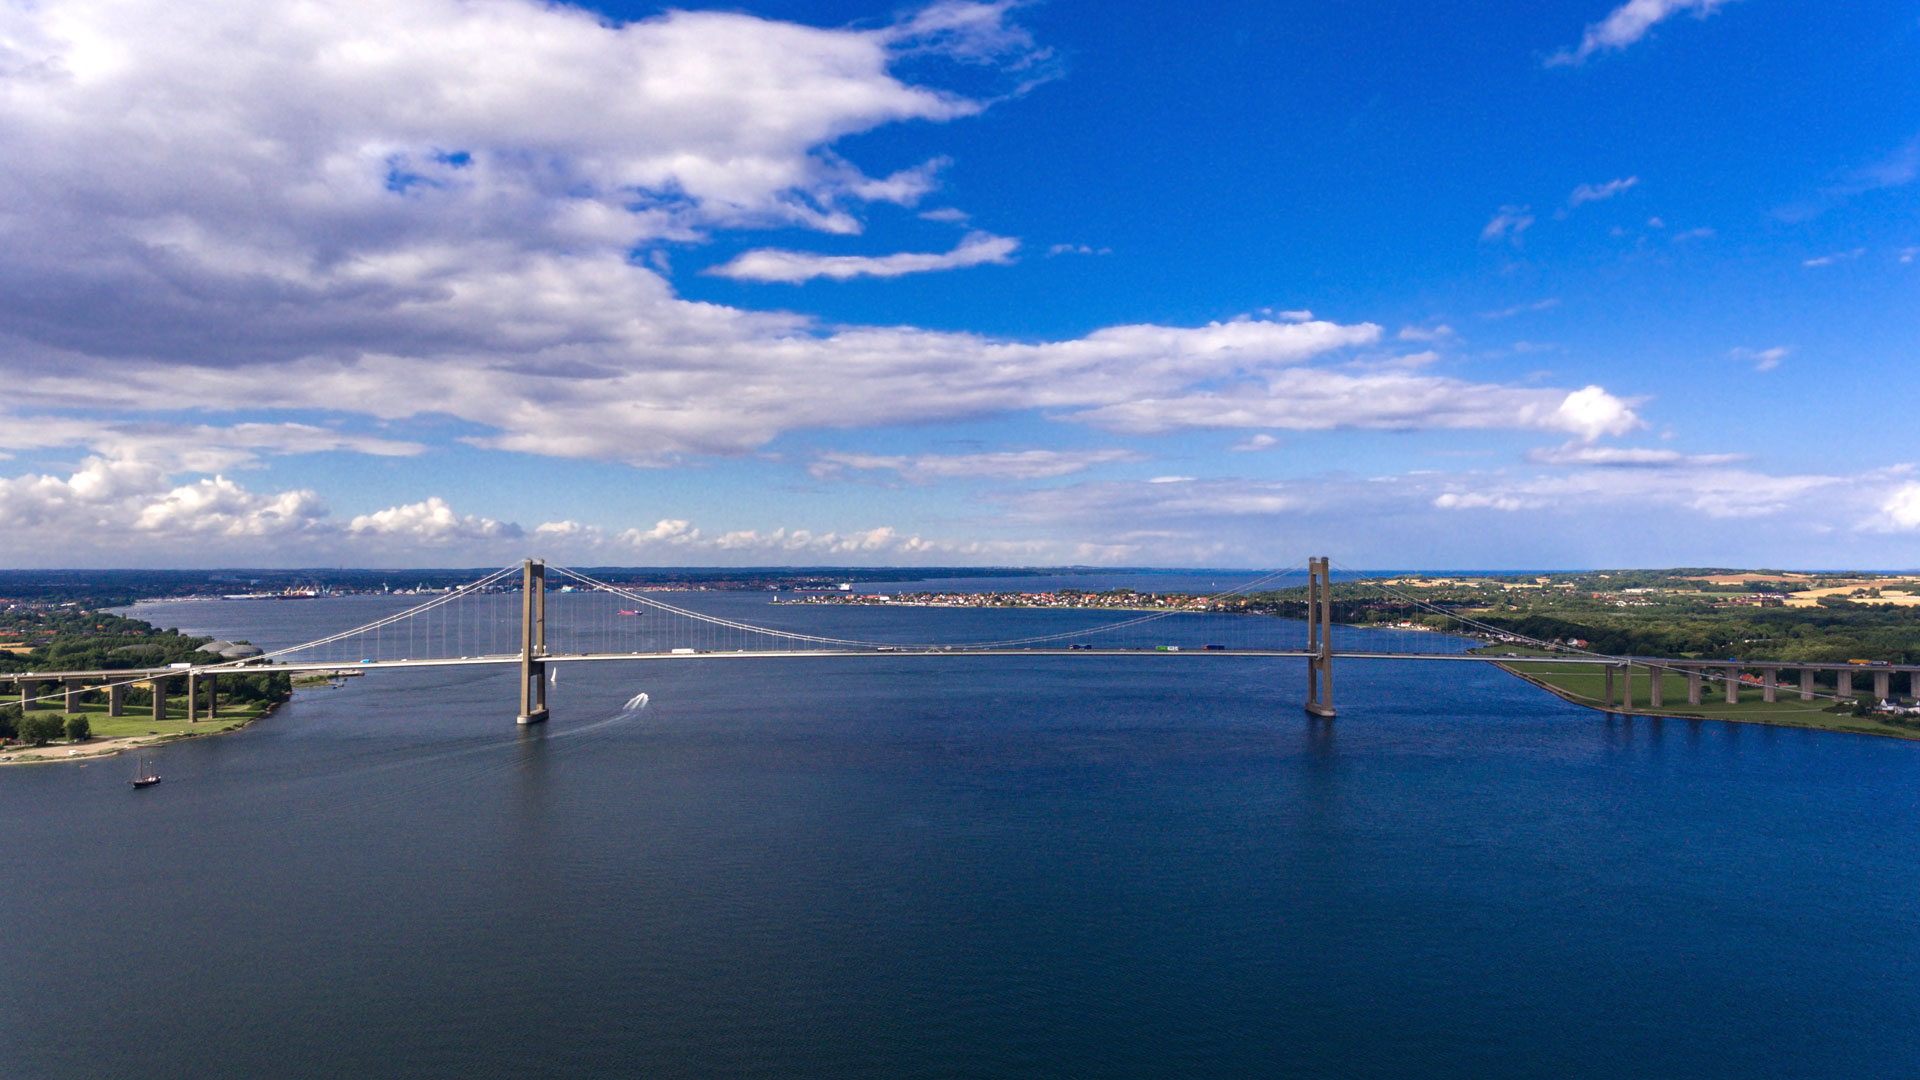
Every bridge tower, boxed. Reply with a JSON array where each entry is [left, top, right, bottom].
[[517, 558, 550, 725], [1304, 556, 1336, 718]]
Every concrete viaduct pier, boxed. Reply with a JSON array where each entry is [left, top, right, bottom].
[[1595, 660, 1920, 711], [5, 670, 225, 722]]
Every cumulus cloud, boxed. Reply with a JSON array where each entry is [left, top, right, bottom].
[[0, 453, 1100, 565], [1231, 434, 1281, 453], [0, 456, 321, 559], [348, 498, 521, 545], [0, 0, 1036, 362], [1548, 0, 1738, 66], [708, 231, 1019, 283], [1875, 484, 1920, 531], [0, 0, 1652, 476], [1548, 386, 1644, 441], [811, 448, 1140, 482], [0, 0, 1685, 569], [0, 446, 562, 562]]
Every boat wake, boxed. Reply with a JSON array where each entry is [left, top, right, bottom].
[[545, 691, 650, 743]]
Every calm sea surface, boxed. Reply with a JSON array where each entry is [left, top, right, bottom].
[[3, 591, 1918, 1079]]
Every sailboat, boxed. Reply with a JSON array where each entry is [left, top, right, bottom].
[[129, 756, 162, 789]]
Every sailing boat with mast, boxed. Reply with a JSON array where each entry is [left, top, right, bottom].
[[129, 756, 161, 789]]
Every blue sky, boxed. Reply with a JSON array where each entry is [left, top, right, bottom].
[[0, 0, 1915, 568]]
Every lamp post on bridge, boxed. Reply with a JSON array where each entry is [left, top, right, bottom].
[[517, 558, 550, 725]]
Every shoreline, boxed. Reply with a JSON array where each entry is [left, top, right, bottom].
[[0, 696, 288, 767]]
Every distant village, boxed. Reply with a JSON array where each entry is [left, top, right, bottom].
[[778, 588, 1222, 612]]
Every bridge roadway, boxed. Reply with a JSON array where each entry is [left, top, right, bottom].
[[12, 649, 1917, 722], [10, 649, 1920, 682]]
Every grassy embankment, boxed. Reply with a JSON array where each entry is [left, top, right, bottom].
[[47, 694, 281, 740], [1488, 647, 1919, 740]]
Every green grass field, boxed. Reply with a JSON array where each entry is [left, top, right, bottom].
[[1493, 655, 1920, 740], [17, 695, 278, 741]]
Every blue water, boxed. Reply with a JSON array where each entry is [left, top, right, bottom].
[[3, 597, 1917, 1078]]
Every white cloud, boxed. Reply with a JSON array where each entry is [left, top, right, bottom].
[[1231, 434, 1280, 452], [0, 1, 1658, 475], [347, 498, 520, 545], [708, 231, 1019, 283], [848, 156, 953, 206], [133, 477, 332, 539], [620, 519, 702, 546], [1071, 375, 1641, 442], [1875, 484, 1920, 531], [1397, 325, 1456, 342], [1434, 492, 1539, 512], [919, 207, 970, 223], [0, 417, 422, 473], [1730, 345, 1789, 372], [1481, 206, 1535, 243], [1569, 176, 1639, 206], [1804, 248, 1865, 267], [0, 0, 1038, 367], [1046, 243, 1111, 256], [1548, 0, 1738, 66], [606, 520, 1105, 564], [0, 453, 1111, 564], [534, 519, 595, 541], [1526, 442, 1745, 467], [964, 459, 1920, 566], [1482, 298, 1560, 320], [1433, 467, 1831, 520], [1839, 138, 1919, 196], [0, 456, 324, 541], [812, 448, 1140, 482], [1549, 385, 1644, 441]]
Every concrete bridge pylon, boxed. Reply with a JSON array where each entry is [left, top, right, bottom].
[[1305, 556, 1336, 718], [517, 558, 549, 725]]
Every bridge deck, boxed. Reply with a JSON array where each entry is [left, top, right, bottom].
[[7, 650, 1918, 684]]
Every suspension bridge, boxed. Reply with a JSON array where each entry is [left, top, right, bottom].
[[8, 558, 1919, 725]]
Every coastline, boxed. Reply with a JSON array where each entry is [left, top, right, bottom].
[[0, 696, 289, 767]]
